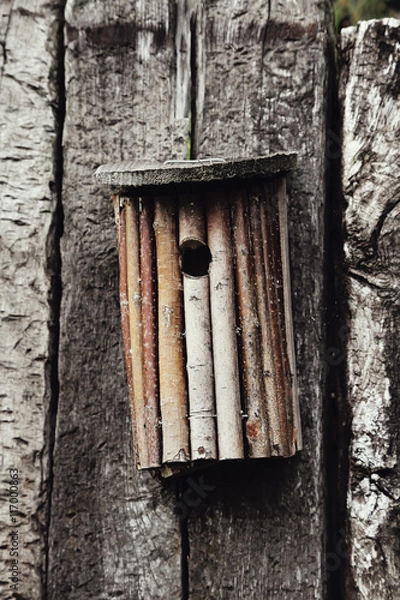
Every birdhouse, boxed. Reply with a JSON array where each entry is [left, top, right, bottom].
[[95, 154, 302, 476]]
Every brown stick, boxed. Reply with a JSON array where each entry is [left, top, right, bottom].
[[154, 198, 189, 463], [179, 196, 217, 461], [207, 195, 244, 460], [139, 200, 162, 466], [231, 190, 270, 457], [248, 191, 284, 456], [125, 199, 149, 468], [259, 184, 291, 456], [113, 195, 138, 465], [275, 178, 302, 452]]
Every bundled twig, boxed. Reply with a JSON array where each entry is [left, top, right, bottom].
[[207, 195, 244, 460], [154, 198, 189, 463], [179, 197, 217, 460], [139, 200, 161, 466], [231, 190, 270, 457]]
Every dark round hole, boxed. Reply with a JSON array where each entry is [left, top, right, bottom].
[[180, 241, 212, 277]]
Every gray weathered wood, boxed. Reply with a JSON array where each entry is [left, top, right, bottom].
[[340, 19, 400, 600], [95, 153, 297, 188], [187, 1, 333, 597], [0, 2, 63, 597], [47, 1, 191, 597]]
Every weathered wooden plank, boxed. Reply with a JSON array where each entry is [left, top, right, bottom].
[[340, 19, 400, 599], [48, 1, 191, 597], [0, 2, 63, 597], [188, 1, 333, 597]]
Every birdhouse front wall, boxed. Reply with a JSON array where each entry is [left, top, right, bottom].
[[113, 176, 302, 473]]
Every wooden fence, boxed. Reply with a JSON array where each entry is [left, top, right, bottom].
[[0, 1, 398, 598]]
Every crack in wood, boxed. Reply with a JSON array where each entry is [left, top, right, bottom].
[[44, 2, 67, 598]]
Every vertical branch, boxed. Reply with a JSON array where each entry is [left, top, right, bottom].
[[275, 179, 302, 452], [154, 198, 189, 463], [139, 200, 161, 467], [114, 195, 138, 464], [248, 191, 283, 456], [179, 197, 217, 461], [182, 273, 216, 460], [207, 195, 244, 460], [260, 184, 291, 456], [231, 189, 270, 458], [125, 198, 148, 468]]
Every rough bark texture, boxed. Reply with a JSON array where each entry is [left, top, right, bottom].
[[187, 1, 332, 598], [47, 1, 190, 597], [340, 19, 400, 600], [0, 2, 63, 598]]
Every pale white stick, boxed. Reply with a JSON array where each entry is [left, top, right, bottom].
[[179, 197, 217, 460], [207, 196, 244, 460], [183, 273, 217, 460]]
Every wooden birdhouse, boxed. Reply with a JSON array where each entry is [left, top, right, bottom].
[[95, 154, 302, 476]]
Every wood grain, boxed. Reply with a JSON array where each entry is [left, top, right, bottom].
[[340, 19, 400, 600]]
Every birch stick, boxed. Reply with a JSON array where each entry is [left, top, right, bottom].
[[275, 179, 302, 452], [259, 185, 290, 456], [139, 200, 161, 467], [179, 197, 217, 460], [125, 199, 149, 468], [113, 195, 138, 464], [248, 192, 283, 456], [179, 195, 206, 248], [154, 198, 189, 463], [207, 195, 244, 460], [231, 190, 270, 458]]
